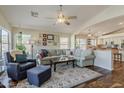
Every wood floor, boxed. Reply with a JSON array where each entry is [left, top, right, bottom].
[[76, 62, 124, 88], [1, 61, 124, 88]]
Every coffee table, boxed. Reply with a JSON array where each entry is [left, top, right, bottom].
[[52, 58, 75, 72]]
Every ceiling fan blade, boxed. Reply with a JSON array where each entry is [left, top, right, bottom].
[[65, 16, 77, 19], [45, 5, 77, 26], [64, 21, 70, 25]]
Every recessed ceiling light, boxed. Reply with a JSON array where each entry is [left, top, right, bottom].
[[119, 22, 123, 25]]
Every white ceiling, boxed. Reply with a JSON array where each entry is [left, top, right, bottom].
[[0, 5, 109, 33], [79, 15, 124, 37]]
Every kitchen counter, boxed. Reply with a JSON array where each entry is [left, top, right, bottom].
[[94, 49, 113, 71]]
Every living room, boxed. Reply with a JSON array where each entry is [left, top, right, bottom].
[[1, 3, 124, 90]]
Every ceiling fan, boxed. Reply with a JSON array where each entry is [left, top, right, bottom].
[[46, 5, 77, 25]]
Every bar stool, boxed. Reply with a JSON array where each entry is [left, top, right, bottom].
[[113, 53, 122, 62]]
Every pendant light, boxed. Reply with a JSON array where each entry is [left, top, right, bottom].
[[88, 28, 92, 37]]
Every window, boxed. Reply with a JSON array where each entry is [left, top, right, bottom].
[[79, 39, 87, 49], [75, 38, 96, 49], [60, 37, 69, 49], [0, 29, 9, 60], [16, 33, 32, 56], [76, 38, 87, 49], [22, 34, 32, 56]]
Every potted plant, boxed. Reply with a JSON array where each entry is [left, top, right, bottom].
[[16, 44, 26, 54]]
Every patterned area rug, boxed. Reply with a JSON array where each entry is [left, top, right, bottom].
[[14, 64, 102, 88]]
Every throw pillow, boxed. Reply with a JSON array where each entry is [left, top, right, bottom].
[[40, 52, 44, 59], [10, 50, 23, 61], [16, 54, 27, 63], [41, 49, 48, 57]]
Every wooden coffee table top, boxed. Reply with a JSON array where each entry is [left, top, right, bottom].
[[52, 57, 75, 72]]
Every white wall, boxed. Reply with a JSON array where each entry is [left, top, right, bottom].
[[94, 50, 113, 71], [12, 27, 72, 49]]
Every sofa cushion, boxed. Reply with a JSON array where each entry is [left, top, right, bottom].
[[19, 62, 36, 71], [66, 49, 71, 55], [84, 49, 92, 56], [80, 50, 85, 57], [56, 50, 63, 55], [62, 49, 66, 55], [74, 57, 81, 61], [85, 55, 95, 60], [48, 50, 57, 56], [74, 49, 82, 57]]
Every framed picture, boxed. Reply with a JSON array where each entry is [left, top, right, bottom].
[[43, 34, 47, 37], [47, 34, 54, 40], [43, 42, 47, 46], [43, 38, 47, 41]]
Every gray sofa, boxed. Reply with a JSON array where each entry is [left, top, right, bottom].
[[36, 49, 95, 67], [36, 49, 70, 65], [74, 49, 95, 67]]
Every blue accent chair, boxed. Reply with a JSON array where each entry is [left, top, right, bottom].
[[4, 52, 36, 81]]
